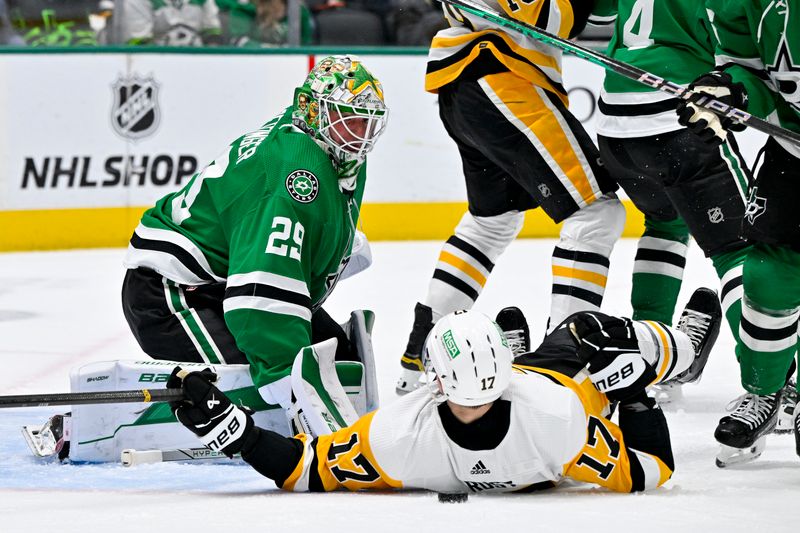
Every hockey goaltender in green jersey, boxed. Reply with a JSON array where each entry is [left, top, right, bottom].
[[122, 53, 388, 426], [129, 95, 370, 386], [22, 55, 390, 463]]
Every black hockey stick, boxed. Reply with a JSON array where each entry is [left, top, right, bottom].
[[0, 388, 185, 408], [436, 0, 800, 147]]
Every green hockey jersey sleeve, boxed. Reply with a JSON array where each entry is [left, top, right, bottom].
[[704, 0, 779, 120]]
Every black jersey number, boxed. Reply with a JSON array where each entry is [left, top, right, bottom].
[[327, 433, 381, 484], [505, 0, 535, 13], [574, 416, 621, 480]]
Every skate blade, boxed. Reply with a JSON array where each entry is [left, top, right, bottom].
[[715, 438, 766, 468], [776, 406, 797, 434], [396, 368, 424, 395], [649, 383, 684, 406], [21, 425, 57, 458]]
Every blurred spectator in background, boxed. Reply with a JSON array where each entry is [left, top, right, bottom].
[[0, 0, 24, 45], [309, 0, 385, 44], [217, 0, 314, 46], [389, 0, 445, 46], [117, 0, 223, 46], [7, 0, 103, 46]]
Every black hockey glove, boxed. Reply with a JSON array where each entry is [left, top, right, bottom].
[[676, 71, 748, 147], [167, 367, 255, 457], [569, 312, 656, 402]]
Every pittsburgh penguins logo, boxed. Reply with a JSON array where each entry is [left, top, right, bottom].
[[286, 170, 319, 203]]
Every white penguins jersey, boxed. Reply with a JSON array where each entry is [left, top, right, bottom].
[[281, 365, 673, 494]]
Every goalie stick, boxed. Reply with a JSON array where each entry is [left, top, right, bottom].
[[436, 0, 800, 148], [0, 388, 184, 408], [121, 447, 235, 467]]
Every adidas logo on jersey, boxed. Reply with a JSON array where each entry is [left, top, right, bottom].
[[469, 460, 491, 475]]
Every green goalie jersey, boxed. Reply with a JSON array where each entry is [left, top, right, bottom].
[[705, 0, 800, 158], [590, 0, 716, 137], [124, 107, 366, 391]]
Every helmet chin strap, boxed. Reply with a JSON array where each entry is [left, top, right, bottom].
[[308, 136, 363, 192]]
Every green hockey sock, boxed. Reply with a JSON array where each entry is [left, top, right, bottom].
[[739, 244, 800, 394], [711, 246, 749, 356], [631, 217, 690, 325]]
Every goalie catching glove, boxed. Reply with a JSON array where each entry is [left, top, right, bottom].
[[167, 367, 256, 457], [569, 312, 657, 402]]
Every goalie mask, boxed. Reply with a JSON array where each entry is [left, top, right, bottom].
[[423, 310, 513, 407], [292, 55, 388, 186]]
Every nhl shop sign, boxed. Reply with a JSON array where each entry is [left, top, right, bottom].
[[111, 75, 161, 140]]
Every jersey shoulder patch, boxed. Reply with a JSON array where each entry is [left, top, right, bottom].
[[285, 169, 320, 203]]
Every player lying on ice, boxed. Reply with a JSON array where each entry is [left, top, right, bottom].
[[167, 288, 721, 494]]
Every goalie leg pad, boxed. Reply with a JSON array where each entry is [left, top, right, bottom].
[[343, 309, 379, 413], [50, 360, 288, 463], [289, 338, 360, 437]]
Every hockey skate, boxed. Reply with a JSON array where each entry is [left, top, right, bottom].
[[671, 288, 722, 384], [793, 402, 800, 458], [396, 302, 435, 395], [714, 391, 781, 468], [494, 306, 530, 358], [650, 288, 721, 404], [22, 413, 71, 461], [649, 382, 684, 405], [776, 377, 798, 434]]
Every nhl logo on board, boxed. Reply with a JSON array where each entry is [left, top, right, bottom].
[[286, 170, 319, 203], [707, 207, 724, 224], [111, 75, 161, 140]]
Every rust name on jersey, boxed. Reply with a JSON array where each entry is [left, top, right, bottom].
[[464, 480, 517, 492], [20, 154, 199, 189]]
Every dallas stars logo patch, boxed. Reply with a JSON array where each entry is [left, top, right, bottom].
[[745, 187, 767, 225], [286, 170, 319, 203]]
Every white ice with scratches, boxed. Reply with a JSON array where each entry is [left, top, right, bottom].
[[0, 241, 797, 532]]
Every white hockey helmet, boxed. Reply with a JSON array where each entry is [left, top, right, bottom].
[[423, 310, 513, 406]]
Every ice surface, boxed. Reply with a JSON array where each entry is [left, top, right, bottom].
[[0, 241, 798, 532]]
